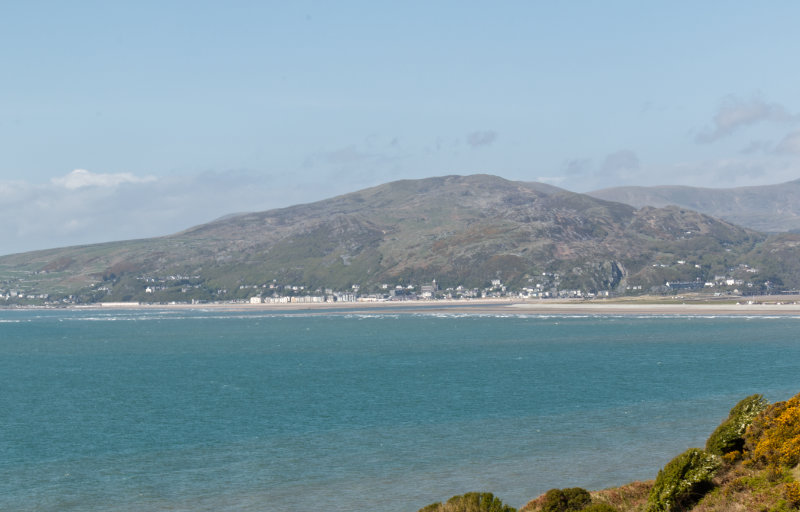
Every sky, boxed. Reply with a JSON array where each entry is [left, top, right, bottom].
[[3, 1, 800, 255]]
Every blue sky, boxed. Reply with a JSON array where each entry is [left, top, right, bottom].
[[2, 1, 800, 254]]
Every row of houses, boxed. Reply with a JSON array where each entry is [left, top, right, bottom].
[[0, 290, 49, 300], [248, 293, 358, 304]]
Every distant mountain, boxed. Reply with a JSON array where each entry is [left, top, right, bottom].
[[589, 179, 800, 233], [2, 174, 798, 304]]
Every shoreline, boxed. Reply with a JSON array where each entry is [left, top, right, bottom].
[[8, 296, 800, 316]]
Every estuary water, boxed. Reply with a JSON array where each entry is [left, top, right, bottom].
[[2, 309, 799, 511]]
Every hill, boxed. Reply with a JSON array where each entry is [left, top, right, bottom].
[[589, 179, 800, 233], [1, 174, 797, 305]]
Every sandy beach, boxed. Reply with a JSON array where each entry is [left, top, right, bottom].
[[84, 296, 800, 316], [507, 301, 800, 316]]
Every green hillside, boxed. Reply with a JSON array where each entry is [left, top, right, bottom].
[[1, 174, 798, 305]]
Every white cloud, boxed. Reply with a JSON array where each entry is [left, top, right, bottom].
[[51, 169, 157, 189], [696, 95, 797, 143]]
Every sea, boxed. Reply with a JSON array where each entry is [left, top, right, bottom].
[[2, 308, 799, 512]]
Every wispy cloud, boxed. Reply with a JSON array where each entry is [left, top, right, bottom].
[[739, 140, 772, 155], [696, 95, 797, 143], [466, 130, 498, 148], [304, 138, 408, 169], [305, 146, 376, 166], [775, 130, 800, 155], [300, 139, 418, 192], [562, 158, 592, 176], [707, 158, 771, 182], [559, 151, 641, 190], [601, 150, 640, 178], [667, 156, 800, 187], [51, 169, 157, 190]]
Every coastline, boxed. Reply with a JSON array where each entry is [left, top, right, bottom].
[[24, 295, 800, 316]]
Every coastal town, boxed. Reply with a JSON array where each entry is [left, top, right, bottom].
[[0, 258, 781, 307]]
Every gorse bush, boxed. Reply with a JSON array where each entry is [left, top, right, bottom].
[[744, 392, 800, 468], [418, 492, 517, 512], [721, 450, 741, 464], [539, 487, 591, 512], [646, 448, 721, 512], [785, 481, 800, 507], [705, 394, 768, 456]]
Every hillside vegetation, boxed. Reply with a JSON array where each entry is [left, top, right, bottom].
[[1, 174, 799, 304], [419, 391, 800, 512]]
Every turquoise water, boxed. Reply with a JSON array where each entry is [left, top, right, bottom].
[[2, 309, 800, 511]]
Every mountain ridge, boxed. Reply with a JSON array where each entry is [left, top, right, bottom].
[[2, 174, 799, 305], [589, 178, 800, 233]]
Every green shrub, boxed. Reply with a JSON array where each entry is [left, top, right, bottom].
[[705, 394, 769, 456], [646, 448, 721, 512], [419, 503, 443, 512], [540, 487, 592, 512], [418, 492, 517, 512], [580, 504, 619, 512]]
